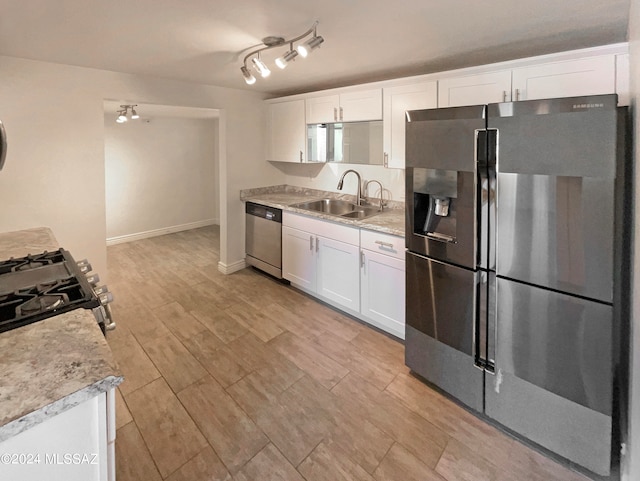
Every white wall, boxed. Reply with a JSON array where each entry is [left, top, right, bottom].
[[104, 114, 218, 242], [0, 56, 282, 279], [625, 0, 640, 479]]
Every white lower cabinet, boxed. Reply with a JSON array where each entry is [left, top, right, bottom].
[[283, 212, 405, 339], [360, 230, 406, 339], [283, 213, 360, 313], [0, 389, 116, 481]]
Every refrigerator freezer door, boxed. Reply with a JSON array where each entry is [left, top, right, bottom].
[[485, 277, 613, 475], [405, 252, 485, 412]]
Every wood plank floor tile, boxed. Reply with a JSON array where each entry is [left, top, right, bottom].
[[298, 441, 376, 481], [313, 330, 397, 391], [435, 438, 500, 481], [164, 447, 231, 481], [124, 378, 208, 478], [294, 300, 364, 342], [114, 303, 172, 346], [225, 299, 284, 342], [288, 375, 393, 474], [373, 443, 446, 481], [269, 331, 349, 389], [115, 422, 162, 481], [151, 301, 207, 343], [177, 376, 269, 473], [107, 330, 161, 396], [141, 332, 208, 393], [181, 330, 248, 387], [263, 301, 326, 340], [190, 308, 248, 343], [333, 373, 448, 469], [233, 444, 305, 481], [114, 387, 133, 430], [350, 327, 406, 372], [224, 332, 306, 392]]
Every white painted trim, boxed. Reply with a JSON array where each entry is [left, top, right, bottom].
[[217, 258, 246, 275], [106, 219, 218, 245]]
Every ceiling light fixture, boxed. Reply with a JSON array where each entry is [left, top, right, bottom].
[[240, 21, 323, 85], [115, 104, 140, 124]]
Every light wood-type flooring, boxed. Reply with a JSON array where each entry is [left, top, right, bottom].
[[107, 226, 592, 481]]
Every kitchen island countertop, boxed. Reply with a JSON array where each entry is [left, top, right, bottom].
[[240, 185, 405, 237], [0, 227, 122, 442]]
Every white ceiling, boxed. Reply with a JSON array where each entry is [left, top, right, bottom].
[[0, 0, 630, 97]]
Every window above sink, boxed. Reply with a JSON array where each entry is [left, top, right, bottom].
[[307, 121, 383, 165]]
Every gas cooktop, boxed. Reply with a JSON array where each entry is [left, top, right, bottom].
[[0, 249, 114, 335]]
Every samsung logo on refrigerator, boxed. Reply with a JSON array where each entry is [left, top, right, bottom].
[[572, 103, 605, 109]]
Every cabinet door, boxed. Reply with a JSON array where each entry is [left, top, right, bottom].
[[0, 394, 107, 481], [306, 94, 340, 123], [282, 226, 317, 291], [267, 99, 306, 162], [316, 236, 360, 312], [339, 89, 383, 121], [511, 56, 615, 101], [438, 70, 512, 107], [383, 82, 437, 169], [361, 249, 406, 339], [616, 54, 630, 106]]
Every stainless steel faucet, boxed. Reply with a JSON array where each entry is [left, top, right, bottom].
[[365, 179, 385, 211], [337, 169, 363, 205]]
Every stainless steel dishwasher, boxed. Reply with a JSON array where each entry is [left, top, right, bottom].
[[245, 202, 282, 278]]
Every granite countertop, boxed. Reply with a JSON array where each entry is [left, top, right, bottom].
[[241, 185, 405, 237], [0, 227, 123, 442]]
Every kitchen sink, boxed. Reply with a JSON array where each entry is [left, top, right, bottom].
[[291, 198, 380, 220]]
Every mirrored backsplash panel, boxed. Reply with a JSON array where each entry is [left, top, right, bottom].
[[307, 121, 383, 165]]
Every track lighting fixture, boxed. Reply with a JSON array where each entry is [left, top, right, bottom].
[[240, 21, 324, 85], [115, 105, 140, 124]]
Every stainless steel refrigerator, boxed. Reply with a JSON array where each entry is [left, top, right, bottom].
[[404, 94, 629, 477]]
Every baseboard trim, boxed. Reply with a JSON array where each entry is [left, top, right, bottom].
[[218, 259, 246, 275], [106, 219, 218, 246]]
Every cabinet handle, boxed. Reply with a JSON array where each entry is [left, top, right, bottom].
[[339, 106, 343, 121], [300, 150, 303, 162], [383, 152, 389, 168], [360, 250, 365, 270], [316, 236, 319, 253], [334, 107, 337, 122], [310, 235, 314, 251], [375, 240, 394, 249], [514, 88, 520, 101], [502, 90, 507, 102]]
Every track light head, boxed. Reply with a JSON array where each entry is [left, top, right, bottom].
[[297, 36, 324, 58], [241, 66, 256, 85], [275, 49, 298, 69], [116, 110, 127, 123], [130, 107, 139, 120], [252, 56, 271, 78]]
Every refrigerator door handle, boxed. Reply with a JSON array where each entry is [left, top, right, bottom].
[[425, 232, 456, 243]]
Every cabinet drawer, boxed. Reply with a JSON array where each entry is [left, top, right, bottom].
[[361, 230, 404, 260], [283, 212, 359, 245]]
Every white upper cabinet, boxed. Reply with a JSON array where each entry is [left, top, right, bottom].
[[438, 70, 512, 107], [511, 56, 616, 101], [306, 89, 383, 123], [615, 54, 629, 106], [267, 99, 306, 162], [383, 81, 438, 169]]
